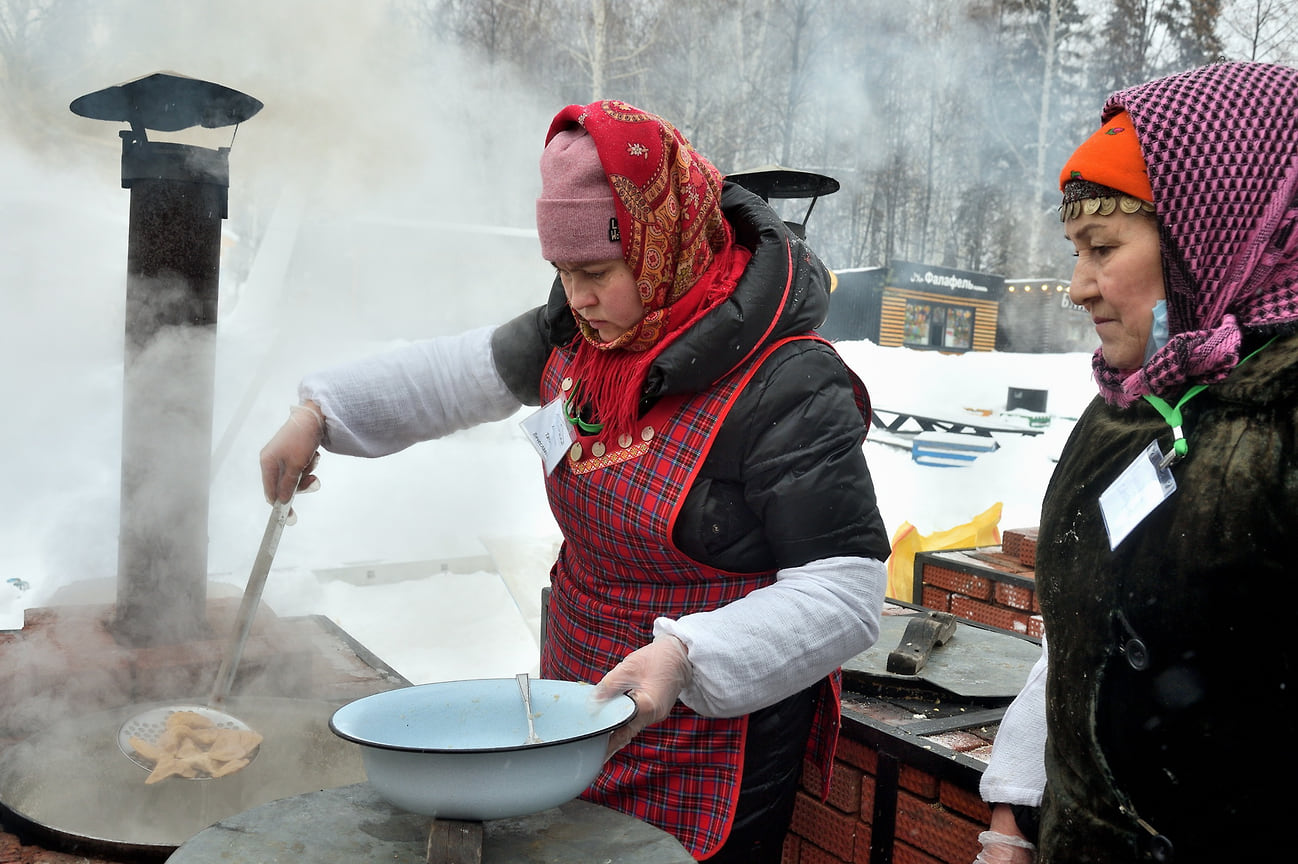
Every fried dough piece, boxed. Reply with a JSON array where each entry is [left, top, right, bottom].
[[187, 726, 222, 747], [128, 735, 167, 764], [145, 753, 196, 784], [167, 710, 215, 730], [131, 710, 263, 784], [207, 728, 263, 763], [210, 757, 250, 778]]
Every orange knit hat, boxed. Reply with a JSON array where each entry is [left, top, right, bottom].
[[1059, 110, 1153, 209]]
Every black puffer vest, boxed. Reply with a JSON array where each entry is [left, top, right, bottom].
[[490, 182, 891, 570]]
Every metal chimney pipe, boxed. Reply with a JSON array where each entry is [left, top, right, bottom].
[[71, 73, 262, 646], [114, 141, 227, 646]]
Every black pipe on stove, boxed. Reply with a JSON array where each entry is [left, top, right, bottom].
[[114, 137, 229, 646], [71, 73, 262, 647]]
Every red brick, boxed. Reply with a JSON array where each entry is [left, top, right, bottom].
[[1027, 615, 1045, 639], [922, 566, 992, 600], [949, 597, 1031, 634], [1015, 529, 1039, 567], [790, 791, 860, 861], [800, 840, 850, 864], [825, 762, 863, 814], [893, 841, 947, 864], [923, 730, 987, 753], [835, 737, 878, 775], [860, 770, 876, 823], [898, 764, 939, 798], [894, 790, 984, 864], [782, 832, 800, 864], [802, 757, 825, 795], [939, 780, 992, 823], [920, 587, 952, 610], [965, 549, 1031, 574], [851, 822, 875, 864], [993, 580, 1036, 612]]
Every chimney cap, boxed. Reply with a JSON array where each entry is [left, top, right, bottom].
[[725, 165, 840, 201], [71, 71, 262, 133]]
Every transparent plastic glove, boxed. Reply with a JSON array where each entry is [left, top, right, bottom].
[[590, 634, 692, 758], [259, 403, 325, 518], [973, 831, 1036, 864]]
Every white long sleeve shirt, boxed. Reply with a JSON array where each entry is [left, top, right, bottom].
[[979, 634, 1049, 807], [299, 324, 884, 717]]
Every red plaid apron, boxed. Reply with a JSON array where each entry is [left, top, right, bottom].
[[540, 334, 857, 857]]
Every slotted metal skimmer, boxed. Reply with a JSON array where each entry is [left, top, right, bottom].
[[117, 496, 294, 775]]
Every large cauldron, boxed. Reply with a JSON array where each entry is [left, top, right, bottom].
[[0, 697, 362, 861]]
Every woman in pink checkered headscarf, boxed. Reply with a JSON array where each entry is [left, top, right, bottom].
[[1088, 62, 1298, 406], [978, 62, 1298, 864]]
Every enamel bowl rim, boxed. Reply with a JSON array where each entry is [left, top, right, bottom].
[[328, 677, 637, 754]]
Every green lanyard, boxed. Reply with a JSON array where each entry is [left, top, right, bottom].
[[1142, 385, 1207, 469], [1141, 337, 1276, 469], [563, 383, 605, 435]]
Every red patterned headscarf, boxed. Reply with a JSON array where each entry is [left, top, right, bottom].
[[1083, 62, 1298, 406], [543, 100, 750, 435]]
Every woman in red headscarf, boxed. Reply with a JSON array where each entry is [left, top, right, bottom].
[[975, 61, 1298, 864], [260, 100, 889, 862]]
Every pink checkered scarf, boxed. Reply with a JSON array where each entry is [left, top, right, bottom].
[[1090, 61, 1298, 406]]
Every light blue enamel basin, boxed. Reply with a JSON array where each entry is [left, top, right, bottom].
[[329, 678, 636, 820]]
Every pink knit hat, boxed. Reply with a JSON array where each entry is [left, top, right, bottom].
[[535, 127, 622, 262]]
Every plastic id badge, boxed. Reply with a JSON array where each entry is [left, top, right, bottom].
[[1098, 439, 1177, 550], [520, 396, 574, 476]]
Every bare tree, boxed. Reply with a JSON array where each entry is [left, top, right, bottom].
[[1029, 0, 1063, 268], [407, 0, 545, 69], [555, 0, 660, 102], [1093, 0, 1217, 89], [391, 0, 1298, 276], [0, 0, 48, 86], [768, 0, 825, 165], [0, 0, 66, 128], [639, 0, 771, 173], [2, 0, 120, 147], [1223, 0, 1298, 62], [1160, 0, 1226, 67]]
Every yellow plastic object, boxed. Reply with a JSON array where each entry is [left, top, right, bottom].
[[885, 502, 1003, 601]]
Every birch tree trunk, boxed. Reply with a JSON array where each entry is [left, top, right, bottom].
[[1029, 0, 1060, 271]]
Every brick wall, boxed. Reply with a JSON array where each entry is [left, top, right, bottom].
[[783, 716, 990, 864], [915, 528, 1043, 639], [780, 528, 1049, 862]]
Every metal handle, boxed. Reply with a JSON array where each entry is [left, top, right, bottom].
[[516, 672, 542, 744], [208, 496, 295, 707]]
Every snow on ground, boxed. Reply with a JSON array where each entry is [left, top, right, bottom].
[[231, 340, 1099, 685], [2, 327, 1099, 685]]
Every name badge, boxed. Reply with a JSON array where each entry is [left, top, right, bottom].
[[520, 396, 574, 476], [1098, 439, 1178, 550]]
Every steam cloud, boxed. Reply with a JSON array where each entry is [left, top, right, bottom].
[[1, 1, 562, 623]]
